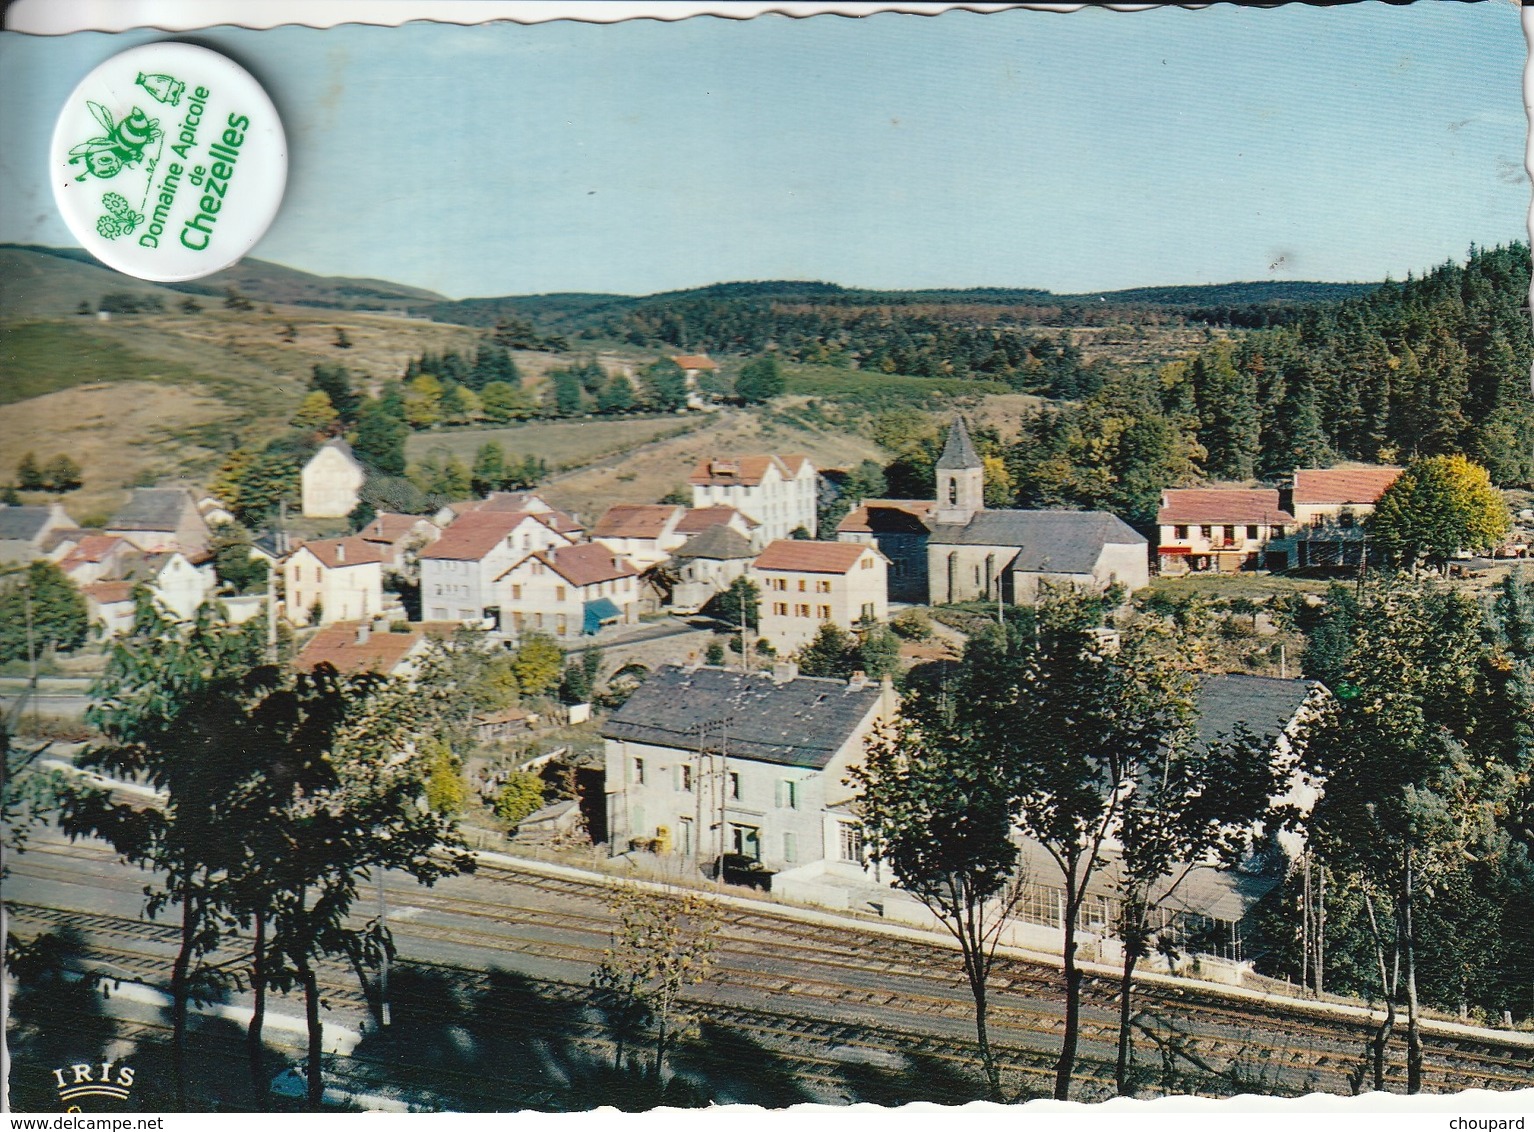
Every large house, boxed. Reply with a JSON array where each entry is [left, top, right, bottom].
[[105, 488, 210, 555], [1281, 466, 1403, 568], [0, 503, 78, 564], [283, 536, 385, 626], [493, 542, 640, 639], [590, 504, 687, 570], [1156, 488, 1295, 574], [420, 509, 576, 625], [301, 438, 367, 519], [688, 454, 817, 543], [926, 419, 1148, 603], [669, 525, 757, 614], [751, 539, 889, 653], [602, 662, 895, 873]]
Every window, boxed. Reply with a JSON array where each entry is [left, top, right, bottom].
[[512, 584, 522, 600], [782, 831, 798, 864], [633, 757, 646, 785], [816, 604, 831, 619], [815, 580, 831, 593], [1224, 526, 1237, 542], [1273, 525, 1286, 539], [947, 477, 957, 505], [555, 614, 567, 635], [838, 823, 863, 862], [773, 602, 788, 616], [797, 578, 806, 592], [556, 585, 566, 602], [680, 764, 693, 792], [1173, 525, 1188, 540], [795, 603, 811, 618], [861, 556, 873, 569], [1017, 884, 1062, 928], [678, 817, 693, 856], [730, 824, 761, 860], [1246, 525, 1259, 540], [776, 779, 799, 810], [861, 602, 875, 622], [974, 565, 981, 585], [1199, 525, 1212, 539], [728, 771, 740, 800], [431, 607, 448, 620]]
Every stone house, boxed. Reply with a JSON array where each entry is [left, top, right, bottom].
[[106, 488, 211, 555], [669, 525, 757, 614], [601, 662, 894, 873], [751, 539, 889, 654], [493, 542, 640, 640], [300, 438, 367, 519], [835, 499, 937, 603], [688, 454, 818, 542], [283, 536, 385, 626], [1156, 488, 1295, 574], [675, 505, 761, 549]]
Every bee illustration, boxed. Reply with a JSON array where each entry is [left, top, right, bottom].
[[68, 102, 161, 181], [95, 192, 145, 240]]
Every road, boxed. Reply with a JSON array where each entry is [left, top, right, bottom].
[[6, 827, 1532, 1111]]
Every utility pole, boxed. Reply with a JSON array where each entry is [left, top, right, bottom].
[[376, 868, 391, 1027], [22, 576, 38, 734]]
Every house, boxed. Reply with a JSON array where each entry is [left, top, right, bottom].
[[0, 503, 78, 564], [669, 525, 757, 614], [590, 504, 687, 569], [420, 509, 577, 625], [357, 512, 441, 574], [688, 454, 818, 542], [283, 537, 385, 626], [55, 534, 130, 586], [293, 619, 455, 678], [673, 353, 722, 408], [835, 499, 937, 603], [1281, 466, 1403, 568], [925, 418, 1148, 604], [601, 662, 895, 874], [675, 505, 761, 548], [106, 488, 211, 555], [119, 550, 214, 622], [300, 438, 367, 519], [82, 579, 138, 637], [751, 539, 888, 654], [493, 542, 640, 640], [1156, 488, 1295, 574]]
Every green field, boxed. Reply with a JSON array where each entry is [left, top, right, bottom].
[[0, 320, 211, 406], [405, 416, 699, 469], [783, 363, 1012, 402]]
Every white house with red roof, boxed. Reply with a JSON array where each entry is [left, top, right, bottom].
[[493, 542, 640, 640], [55, 534, 130, 586], [358, 511, 441, 574], [590, 503, 687, 569], [688, 454, 817, 543], [751, 539, 888, 653], [675, 505, 762, 548], [283, 536, 385, 626], [1156, 488, 1295, 574], [420, 508, 578, 625], [293, 619, 458, 678]]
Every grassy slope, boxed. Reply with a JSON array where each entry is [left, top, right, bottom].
[[406, 417, 700, 469]]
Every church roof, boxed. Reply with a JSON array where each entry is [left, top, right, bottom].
[[930, 510, 1146, 573], [935, 417, 981, 471]]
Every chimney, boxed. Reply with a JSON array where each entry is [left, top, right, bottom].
[[335, 542, 346, 564], [771, 659, 798, 685], [356, 621, 370, 645]]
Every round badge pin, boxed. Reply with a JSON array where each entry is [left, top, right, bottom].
[[50, 43, 287, 282]]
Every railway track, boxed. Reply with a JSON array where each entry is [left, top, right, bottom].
[[10, 840, 1533, 1103]]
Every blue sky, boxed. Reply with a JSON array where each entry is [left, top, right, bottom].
[[0, 4, 1526, 298]]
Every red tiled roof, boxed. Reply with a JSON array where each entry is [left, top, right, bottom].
[[1158, 489, 1294, 526], [591, 504, 681, 540], [836, 499, 936, 534], [58, 534, 124, 570], [672, 354, 719, 371], [779, 454, 811, 476], [542, 543, 639, 588], [293, 536, 384, 569], [83, 580, 135, 605], [688, 454, 794, 487], [420, 512, 525, 561], [293, 620, 455, 675], [676, 505, 758, 534], [754, 539, 871, 574], [477, 491, 546, 513], [360, 512, 435, 545], [1292, 467, 1403, 506]]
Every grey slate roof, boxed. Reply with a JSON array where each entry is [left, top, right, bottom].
[[108, 488, 194, 532], [1193, 674, 1317, 751], [0, 506, 56, 541], [935, 417, 981, 470], [930, 509, 1146, 572], [601, 664, 883, 769], [672, 525, 754, 562]]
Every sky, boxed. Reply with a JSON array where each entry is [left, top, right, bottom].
[[0, 3, 1527, 298]]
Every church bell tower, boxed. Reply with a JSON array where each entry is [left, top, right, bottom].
[[934, 416, 984, 526]]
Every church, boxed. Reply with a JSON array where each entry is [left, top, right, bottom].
[[837, 418, 1150, 606]]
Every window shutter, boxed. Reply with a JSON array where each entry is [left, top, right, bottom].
[[775, 780, 785, 808]]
